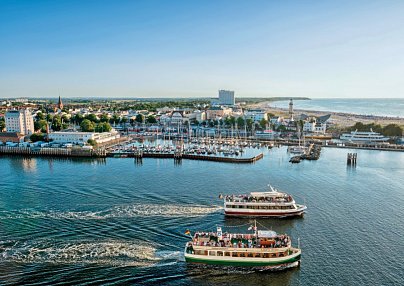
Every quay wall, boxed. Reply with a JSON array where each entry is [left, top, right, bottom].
[[0, 146, 106, 157]]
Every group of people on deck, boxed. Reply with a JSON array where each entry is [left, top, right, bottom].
[[224, 194, 293, 203], [193, 232, 290, 249]]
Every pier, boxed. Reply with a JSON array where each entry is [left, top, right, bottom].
[[109, 151, 264, 163], [347, 153, 357, 165]]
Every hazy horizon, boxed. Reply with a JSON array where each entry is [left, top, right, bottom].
[[1, 0, 404, 99]]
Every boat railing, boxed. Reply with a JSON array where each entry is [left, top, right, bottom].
[[192, 245, 291, 253], [225, 199, 295, 204]]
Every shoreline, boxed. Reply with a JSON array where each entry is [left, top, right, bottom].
[[257, 103, 404, 127]]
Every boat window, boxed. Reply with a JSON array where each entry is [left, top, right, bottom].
[[224, 252, 231, 256]]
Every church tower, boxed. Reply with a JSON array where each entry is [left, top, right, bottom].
[[57, 95, 63, 110]]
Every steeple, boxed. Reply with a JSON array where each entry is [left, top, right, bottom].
[[58, 95, 63, 110]]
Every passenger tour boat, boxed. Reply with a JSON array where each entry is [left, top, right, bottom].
[[222, 185, 307, 217], [340, 129, 389, 143], [184, 222, 301, 268]]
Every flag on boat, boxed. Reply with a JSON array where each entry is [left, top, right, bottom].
[[184, 229, 191, 235]]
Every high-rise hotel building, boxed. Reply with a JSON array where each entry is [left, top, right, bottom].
[[218, 90, 235, 105], [5, 108, 35, 135]]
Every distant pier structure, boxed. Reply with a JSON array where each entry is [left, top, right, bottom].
[[347, 153, 357, 165]]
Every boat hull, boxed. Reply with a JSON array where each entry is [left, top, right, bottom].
[[224, 206, 306, 218], [184, 251, 301, 267]]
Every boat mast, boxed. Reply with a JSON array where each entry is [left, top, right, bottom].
[[254, 219, 258, 237]]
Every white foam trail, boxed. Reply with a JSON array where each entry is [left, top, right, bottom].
[[0, 240, 163, 267], [0, 204, 222, 220]]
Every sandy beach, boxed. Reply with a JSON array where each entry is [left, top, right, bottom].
[[255, 102, 404, 128]]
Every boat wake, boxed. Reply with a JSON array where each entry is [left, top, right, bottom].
[[0, 239, 174, 267], [0, 204, 222, 220]]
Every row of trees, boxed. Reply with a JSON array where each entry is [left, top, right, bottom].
[[348, 122, 403, 137], [0, 117, 5, 131], [71, 113, 157, 126], [80, 120, 112, 132]]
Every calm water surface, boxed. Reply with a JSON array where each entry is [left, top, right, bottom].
[[271, 98, 404, 118], [0, 147, 403, 285]]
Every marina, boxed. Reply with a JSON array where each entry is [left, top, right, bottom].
[[0, 146, 403, 285]]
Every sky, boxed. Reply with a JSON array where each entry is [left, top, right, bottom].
[[1, 0, 404, 99]]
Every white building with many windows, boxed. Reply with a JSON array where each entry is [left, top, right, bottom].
[[218, 90, 235, 105], [244, 109, 268, 122], [5, 108, 35, 135], [48, 131, 120, 144]]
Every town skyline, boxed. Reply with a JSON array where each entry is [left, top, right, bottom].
[[1, 1, 404, 99]]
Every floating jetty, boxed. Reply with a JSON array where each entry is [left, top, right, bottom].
[[110, 151, 264, 163]]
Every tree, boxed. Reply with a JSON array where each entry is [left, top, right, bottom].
[[0, 118, 5, 131], [146, 115, 157, 124], [259, 118, 268, 129], [110, 114, 120, 125], [276, 125, 286, 132], [229, 116, 236, 127], [382, 124, 403, 137], [62, 114, 70, 124], [80, 119, 95, 132], [46, 114, 54, 122], [100, 114, 109, 122], [236, 117, 245, 128], [121, 117, 128, 127], [30, 133, 45, 142], [35, 112, 45, 121], [246, 119, 254, 129], [72, 114, 84, 125], [87, 139, 97, 147], [34, 119, 48, 132], [95, 122, 112, 132], [135, 114, 144, 123], [52, 115, 62, 131], [85, 113, 99, 123]]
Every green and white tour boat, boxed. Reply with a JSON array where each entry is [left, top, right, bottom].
[[184, 222, 301, 269]]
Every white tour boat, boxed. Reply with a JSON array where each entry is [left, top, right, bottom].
[[340, 129, 389, 143], [184, 222, 301, 268], [222, 185, 307, 218]]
